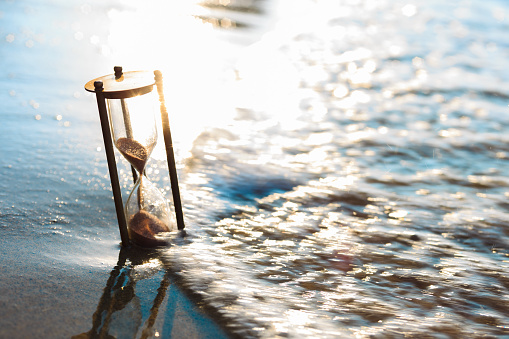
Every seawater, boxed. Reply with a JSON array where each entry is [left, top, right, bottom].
[[1, 0, 509, 337], [158, 0, 509, 337]]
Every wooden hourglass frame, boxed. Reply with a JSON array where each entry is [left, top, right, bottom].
[[85, 66, 185, 247]]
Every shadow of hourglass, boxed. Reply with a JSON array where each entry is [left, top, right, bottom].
[[73, 245, 227, 339], [72, 247, 169, 339]]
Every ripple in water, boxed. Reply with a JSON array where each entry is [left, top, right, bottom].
[[157, 0, 509, 337]]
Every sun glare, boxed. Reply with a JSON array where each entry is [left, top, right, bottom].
[[106, 0, 239, 161]]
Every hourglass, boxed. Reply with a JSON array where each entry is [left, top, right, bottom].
[[85, 67, 185, 247]]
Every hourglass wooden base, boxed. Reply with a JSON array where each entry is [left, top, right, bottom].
[[86, 67, 185, 247]]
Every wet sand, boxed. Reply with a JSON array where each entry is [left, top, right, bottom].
[[0, 239, 228, 338]]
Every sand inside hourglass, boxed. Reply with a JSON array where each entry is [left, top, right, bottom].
[[116, 137, 149, 174], [128, 210, 170, 247], [116, 137, 171, 247]]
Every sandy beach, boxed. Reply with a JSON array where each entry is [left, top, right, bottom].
[[2, 0, 509, 338]]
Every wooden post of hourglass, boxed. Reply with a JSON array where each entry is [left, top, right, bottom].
[[93, 80, 130, 246], [154, 70, 185, 231]]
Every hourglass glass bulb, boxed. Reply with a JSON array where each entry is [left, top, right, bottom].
[[106, 88, 174, 246], [85, 68, 182, 246], [126, 177, 173, 247]]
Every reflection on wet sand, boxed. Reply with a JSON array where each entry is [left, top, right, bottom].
[[73, 246, 227, 339]]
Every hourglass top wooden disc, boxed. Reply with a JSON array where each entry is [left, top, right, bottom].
[[85, 70, 155, 99]]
